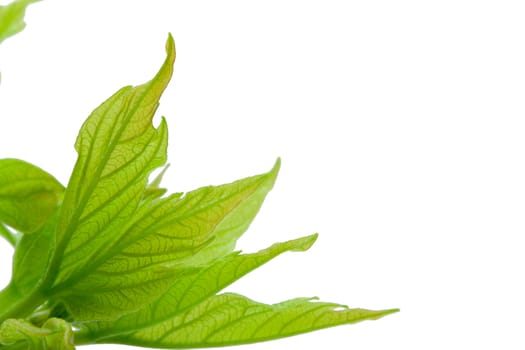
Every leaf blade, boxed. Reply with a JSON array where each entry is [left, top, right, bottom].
[[182, 158, 281, 267], [0, 159, 63, 234], [0, 215, 56, 323], [60, 160, 280, 321], [0, 0, 40, 45], [11, 214, 57, 295], [109, 293, 398, 348], [78, 234, 318, 340], [50, 35, 175, 287]]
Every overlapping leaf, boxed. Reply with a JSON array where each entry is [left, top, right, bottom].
[[51, 36, 175, 287], [0, 216, 56, 322], [32, 34, 282, 322], [102, 293, 397, 348], [58, 160, 280, 321], [78, 234, 318, 341], [12, 214, 56, 295], [0, 30, 398, 350], [77, 233, 397, 348], [0, 159, 63, 234]]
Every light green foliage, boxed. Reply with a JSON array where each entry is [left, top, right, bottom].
[[109, 293, 397, 348], [0, 0, 40, 45], [50, 36, 174, 294], [0, 34, 398, 349], [0, 159, 63, 235], [78, 235, 320, 341]]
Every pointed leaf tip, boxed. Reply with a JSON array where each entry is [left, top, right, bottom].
[[273, 157, 282, 171], [165, 33, 176, 63], [368, 308, 400, 321], [271, 157, 281, 176], [385, 308, 401, 316], [264, 158, 281, 189], [52, 35, 176, 297], [106, 293, 398, 348], [288, 233, 318, 252]]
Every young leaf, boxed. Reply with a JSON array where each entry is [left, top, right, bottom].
[[99, 293, 397, 349], [0, 159, 63, 234], [0, 317, 74, 350], [76, 234, 319, 341], [0, 215, 56, 322], [11, 215, 56, 296], [182, 159, 281, 267], [0, 0, 40, 45], [34, 34, 279, 323], [57, 160, 280, 321], [50, 35, 175, 287], [1, 34, 176, 325], [0, 30, 398, 349]]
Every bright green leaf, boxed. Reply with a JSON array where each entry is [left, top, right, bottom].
[[50, 35, 175, 287], [182, 158, 281, 267], [0, 32, 398, 349], [104, 293, 397, 348], [0, 216, 56, 322], [0, 159, 63, 234], [77, 234, 318, 341], [58, 160, 280, 321], [0, 0, 40, 45], [11, 214, 56, 295]]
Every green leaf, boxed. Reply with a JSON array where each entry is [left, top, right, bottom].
[[0, 33, 398, 349], [103, 293, 398, 348], [77, 234, 318, 341], [112, 158, 280, 273], [11, 214, 56, 296], [0, 159, 64, 234], [182, 158, 281, 267], [0, 317, 74, 350], [0, 215, 56, 322], [50, 35, 175, 287], [58, 160, 280, 321], [0, 0, 40, 44]]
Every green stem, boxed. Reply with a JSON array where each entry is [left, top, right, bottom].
[[0, 283, 46, 324]]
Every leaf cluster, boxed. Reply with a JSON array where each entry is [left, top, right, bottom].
[[0, 2, 397, 349]]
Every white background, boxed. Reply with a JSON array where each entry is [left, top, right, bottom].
[[1, 0, 525, 349]]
